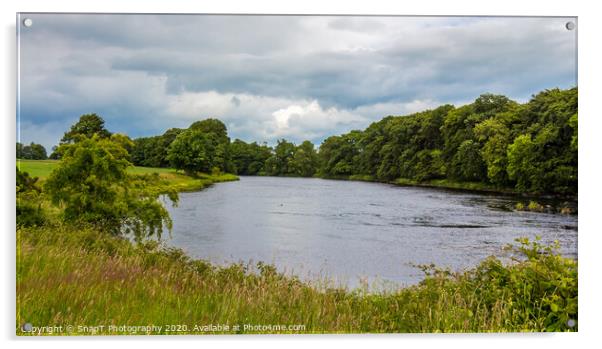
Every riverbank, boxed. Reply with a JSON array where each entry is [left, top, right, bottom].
[[17, 223, 577, 334], [316, 174, 577, 211], [17, 159, 239, 193]]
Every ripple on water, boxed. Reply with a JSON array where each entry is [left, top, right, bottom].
[[166, 176, 577, 288]]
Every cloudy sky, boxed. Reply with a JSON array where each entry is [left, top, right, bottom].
[[18, 14, 577, 151]]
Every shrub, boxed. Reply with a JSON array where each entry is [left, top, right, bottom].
[[16, 168, 45, 226]]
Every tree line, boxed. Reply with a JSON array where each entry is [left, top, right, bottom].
[[318, 88, 577, 195], [20, 87, 577, 195], [129, 87, 576, 195], [16, 142, 47, 160]]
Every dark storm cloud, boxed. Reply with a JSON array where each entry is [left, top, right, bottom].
[[18, 14, 577, 151]]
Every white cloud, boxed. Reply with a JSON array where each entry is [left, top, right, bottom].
[[164, 90, 369, 143]]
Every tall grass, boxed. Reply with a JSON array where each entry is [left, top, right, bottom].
[[17, 224, 577, 335]]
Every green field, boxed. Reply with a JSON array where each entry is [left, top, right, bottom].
[[17, 160, 59, 179], [18, 159, 178, 179], [17, 159, 238, 192]]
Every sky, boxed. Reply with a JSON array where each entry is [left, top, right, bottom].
[[17, 14, 577, 151]]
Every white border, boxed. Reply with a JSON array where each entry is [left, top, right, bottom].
[[2, 1, 600, 348]]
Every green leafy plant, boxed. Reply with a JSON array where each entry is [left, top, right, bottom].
[[44, 135, 178, 241]]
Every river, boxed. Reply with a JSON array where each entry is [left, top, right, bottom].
[[165, 176, 577, 289]]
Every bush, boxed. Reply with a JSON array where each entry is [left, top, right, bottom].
[[44, 135, 178, 241], [16, 168, 45, 226]]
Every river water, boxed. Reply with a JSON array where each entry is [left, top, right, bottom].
[[165, 176, 577, 289]]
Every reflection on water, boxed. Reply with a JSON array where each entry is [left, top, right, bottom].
[[166, 176, 577, 288]]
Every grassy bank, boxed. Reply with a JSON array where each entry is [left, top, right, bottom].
[[17, 159, 238, 192], [345, 174, 516, 194], [17, 223, 577, 335], [393, 177, 518, 194]]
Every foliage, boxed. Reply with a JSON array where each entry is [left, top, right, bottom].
[[507, 134, 540, 192], [289, 140, 319, 177], [264, 139, 296, 176], [17, 142, 48, 160], [44, 135, 178, 241], [165, 119, 233, 175], [229, 139, 272, 175], [318, 131, 361, 177], [263, 139, 319, 177], [167, 128, 214, 176], [16, 167, 45, 226], [317, 88, 577, 195], [48, 87, 576, 195], [131, 128, 183, 168], [60, 113, 112, 144], [451, 140, 485, 181]]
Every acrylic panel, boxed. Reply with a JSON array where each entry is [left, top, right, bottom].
[[16, 13, 578, 335]]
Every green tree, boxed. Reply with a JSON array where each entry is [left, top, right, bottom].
[[167, 129, 215, 176], [230, 139, 272, 175], [44, 135, 177, 240], [61, 113, 112, 144], [474, 117, 513, 186], [189, 119, 231, 172], [16, 167, 45, 226], [265, 139, 296, 176], [319, 132, 361, 177], [17, 142, 48, 160], [16, 142, 23, 158], [507, 134, 540, 192], [189, 118, 229, 144], [451, 140, 486, 181], [569, 113, 578, 152], [131, 129, 184, 168], [414, 149, 446, 181], [290, 140, 319, 177]]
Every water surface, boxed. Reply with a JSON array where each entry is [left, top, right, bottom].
[[166, 176, 577, 288]]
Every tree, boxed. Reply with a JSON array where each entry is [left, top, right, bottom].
[[474, 117, 513, 186], [414, 149, 446, 181], [189, 119, 232, 172], [229, 139, 272, 175], [451, 140, 486, 181], [569, 113, 578, 152], [16, 167, 45, 226], [189, 118, 229, 144], [507, 134, 540, 192], [318, 132, 361, 177], [61, 113, 112, 144], [16, 142, 23, 158], [132, 128, 183, 168], [48, 146, 61, 160], [265, 139, 296, 176], [167, 129, 215, 176], [44, 134, 177, 241], [290, 140, 319, 177], [16, 142, 47, 159]]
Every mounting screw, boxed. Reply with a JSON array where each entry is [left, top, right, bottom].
[[565, 21, 575, 31]]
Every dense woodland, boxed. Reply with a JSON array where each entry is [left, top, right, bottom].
[[129, 87, 577, 195], [21, 87, 577, 196]]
